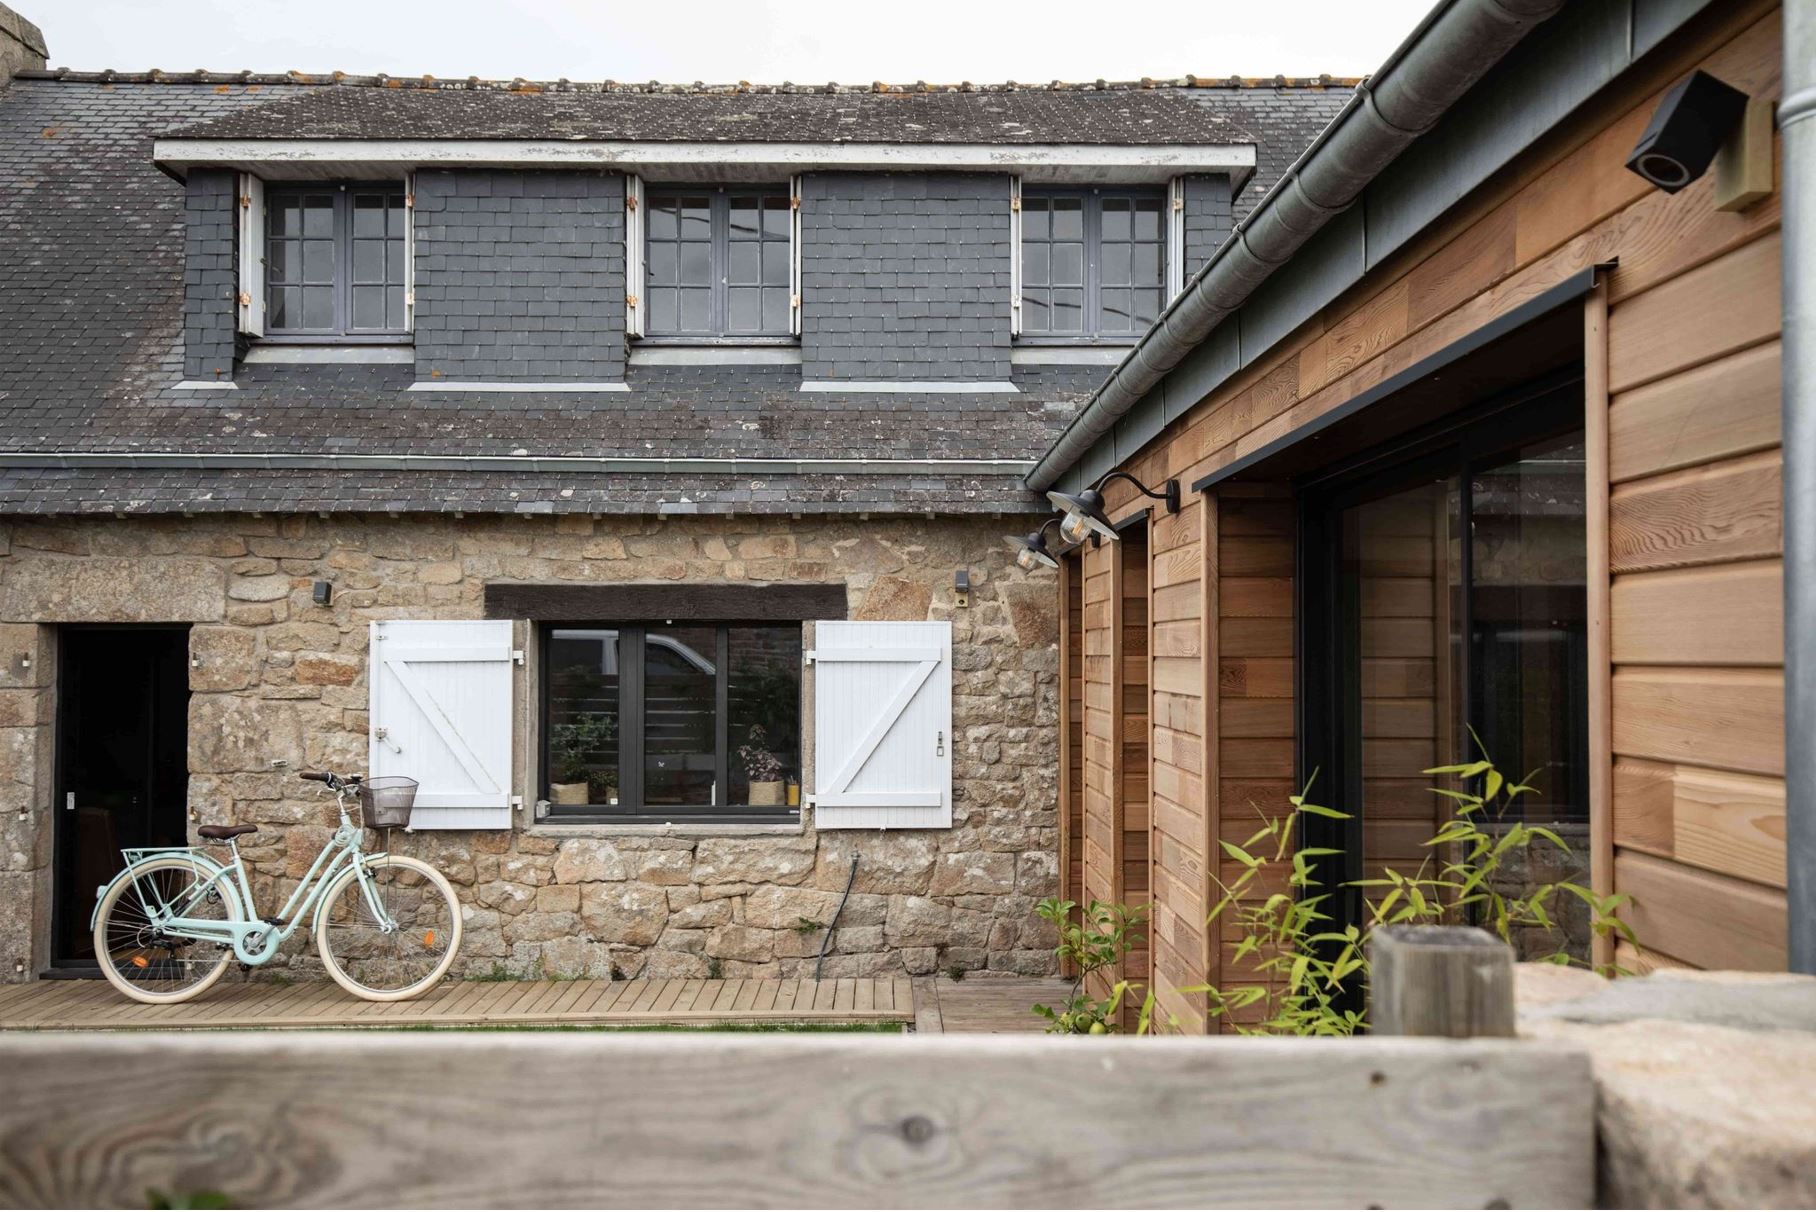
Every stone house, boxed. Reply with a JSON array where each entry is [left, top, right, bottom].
[[0, 5, 1347, 983]]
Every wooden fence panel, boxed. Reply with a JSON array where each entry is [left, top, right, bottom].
[[0, 1033, 1595, 1209]]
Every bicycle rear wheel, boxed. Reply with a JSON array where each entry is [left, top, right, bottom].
[[93, 856, 243, 1004], [316, 854, 461, 1001]]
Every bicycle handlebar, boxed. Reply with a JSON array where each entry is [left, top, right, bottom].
[[298, 771, 363, 789], [298, 771, 332, 783]]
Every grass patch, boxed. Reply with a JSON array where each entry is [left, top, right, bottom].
[[381, 1021, 907, 1033]]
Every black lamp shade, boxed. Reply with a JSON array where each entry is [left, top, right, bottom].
[[1006, 531, 1059, 571], [1047, 487, 1118, 544]]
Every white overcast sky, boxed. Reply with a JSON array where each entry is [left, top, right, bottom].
[[35, 0, 1433, 83]]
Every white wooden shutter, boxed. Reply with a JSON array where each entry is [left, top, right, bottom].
[[1009, 175, 1023, 336], [625, 174, 646, 337], [811, 620, 952, 830], [1167, 175, 1187, 300], [237, 172, 265, 337], [368, 620, 515, 830]]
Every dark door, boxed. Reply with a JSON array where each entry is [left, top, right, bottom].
[[51, 626, 191, 969]]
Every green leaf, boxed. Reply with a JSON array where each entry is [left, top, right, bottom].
[[1220, 840, 1260, 868]]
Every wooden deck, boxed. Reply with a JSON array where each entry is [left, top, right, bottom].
[[0, 975, 916, 1030]]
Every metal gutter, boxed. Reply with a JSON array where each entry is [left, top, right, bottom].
[[1024, 0, 1567, 491], [0, 451, 1037, 477], [1782, 0, 1816, 975]]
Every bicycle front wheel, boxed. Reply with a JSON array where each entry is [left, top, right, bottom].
[[316, 854, 461, 1001], [93, 856, 243, 1004]]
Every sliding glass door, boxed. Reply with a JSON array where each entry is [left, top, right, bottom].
[[1301, 377, 1591, 962]]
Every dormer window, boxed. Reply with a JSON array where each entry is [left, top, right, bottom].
[[642, 185, 793, 339], [263, 183, 409, 339], [1019, 187, 1166, 339]]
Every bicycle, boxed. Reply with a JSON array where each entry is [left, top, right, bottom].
[[91, 770, 463, 1005]]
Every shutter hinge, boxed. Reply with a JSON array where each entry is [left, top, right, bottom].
[[237, 292, 251, 307], [626, 194, 638, 211], [626, 293, 639, 307], [1173, 195, 1185, 212], [404, 290, 415, 306], [790, 293, 800, 310], [1010, 196, 1021, 212], [511, 795, 524, 810], [803, 650, 816, 665], [405, 193, 415, 209], [512, 649, 525, 666], [240, 193, 252, 209], [790, 194, 801, 211]]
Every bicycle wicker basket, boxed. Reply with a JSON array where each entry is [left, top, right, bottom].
[[358, 776, 418, 829]]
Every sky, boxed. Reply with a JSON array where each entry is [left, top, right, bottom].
[[33, 0, 1434, 84]]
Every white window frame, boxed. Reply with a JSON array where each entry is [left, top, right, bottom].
[[625, 173, 646, 338]]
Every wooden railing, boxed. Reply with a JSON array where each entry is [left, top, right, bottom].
[[0, 1029, 1592, 1207]]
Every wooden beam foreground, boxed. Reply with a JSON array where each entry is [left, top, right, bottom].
[[0, 1031, 1594, 1208]]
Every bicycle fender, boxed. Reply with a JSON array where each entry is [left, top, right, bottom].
[[90, 851, 233, 933]]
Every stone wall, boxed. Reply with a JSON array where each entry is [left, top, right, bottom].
[[0, 512, 1061, 981]]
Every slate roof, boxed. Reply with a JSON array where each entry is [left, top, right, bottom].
[[0, 72, 1351, 516], [165, 83, 1261, 146]]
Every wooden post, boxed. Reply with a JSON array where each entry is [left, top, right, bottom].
[[1369, 924, 1516, 1038], [1584, 280, 1615, 972]]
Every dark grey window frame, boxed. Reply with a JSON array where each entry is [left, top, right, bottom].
[[263, 182, 411, 344], [538, 621, 803, 825], [642, 184, 794, 342], [1019, 186, 1167, 342]]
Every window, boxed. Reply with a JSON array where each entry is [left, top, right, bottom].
[[1020, 188, 1166, 338], [644, 186, 792, 338], [541, 623, 802, 820], [264, 184, 408, 338]]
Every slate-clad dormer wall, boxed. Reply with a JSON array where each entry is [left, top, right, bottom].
[[1182, 174, 1235, 281], [412, 170, 627, 383], [181, 168, 239, 382], [799, 172, 1013, 383]]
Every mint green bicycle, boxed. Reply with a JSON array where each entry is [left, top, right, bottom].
[[91, 770, 462, 1005]]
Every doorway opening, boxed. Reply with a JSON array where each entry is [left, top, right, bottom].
[[1299, 374, 1591, 963], [50, 626, 191, 972]]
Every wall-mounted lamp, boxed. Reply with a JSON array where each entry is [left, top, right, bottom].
[[1625, 70, 1750, 194], [1007, 518, 1064, 572], [312, 580, 333, 607], [1047, 471, 1180, 545], [954, 568, 971, 607]]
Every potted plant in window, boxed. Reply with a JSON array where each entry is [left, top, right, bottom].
[[549, 713, 615, 806], [739, 725, 786, 806]]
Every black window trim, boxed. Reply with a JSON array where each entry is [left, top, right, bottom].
[[641, 183, 794, 342], [1018, 185, 1168, 341], [263, 181, 411, 343], [538, 620, 803, 825]]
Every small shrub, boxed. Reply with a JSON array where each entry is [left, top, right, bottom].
[[1032, 898, 1152, 1033], [706, 957, 724, 980], [792, 917, 824, 935], [945, 965, 967, 982]]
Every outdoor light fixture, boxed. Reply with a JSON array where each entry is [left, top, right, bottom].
[[1007, 518, 1065, 571], [1046, 471, 1181, 545], [1625, 70, 1750, 193]]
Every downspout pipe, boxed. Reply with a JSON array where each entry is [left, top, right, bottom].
[[1782, 0, 1816, 975], [1024, 0, 1565, 492]]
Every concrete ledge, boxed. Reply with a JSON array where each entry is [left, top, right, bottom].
[[799, 380, 1019, 394], [406, 381, 630, 393]]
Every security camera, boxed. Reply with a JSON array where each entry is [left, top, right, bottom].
[[1625, 70, 1751, 193]]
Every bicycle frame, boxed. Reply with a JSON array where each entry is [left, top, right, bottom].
[[94, 806, 397, 967]]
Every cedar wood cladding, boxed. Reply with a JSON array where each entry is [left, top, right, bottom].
[[485, 581, 849, 621], [1059, 0, 1791, 1032]]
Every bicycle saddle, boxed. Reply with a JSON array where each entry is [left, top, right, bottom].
[[197, 824, 259, 840]]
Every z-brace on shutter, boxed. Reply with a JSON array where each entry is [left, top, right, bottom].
[[368, 620, 515, 829], [811, 620, 952, 829]]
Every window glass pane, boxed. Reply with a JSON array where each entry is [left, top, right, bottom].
[[729, 288, 761, 332], [728, 242, 760, 285], [648, 201, 678, 241], [388, 199, 407, 238], [1101, 198, 1131, 241], [352, 195, 386, 237], [728, 627, 801, 806], [302, 196, 334, 238], [1023, 294, 1049, 332], [1022, 200, 1049, 242], [352, 286, 386, 330], [1023, 243, 1049, 288], [269, 286, 297, 328], [761, 240, 789, 286], [762, 196, 791, 237], [648, 287, 677, 334], [302, 240, 334, 285], [1051, 289, 1083, 331], [1133, 243, 1163, 286], [679, 288, 710, 332], [1102, 242, 1131, 287], [547, 629, 622, 806], [678, 198, 711, 239], [353, 240, 384, 284], [679, 241, 710, 286], [648, 242, 677, 286], [1131, 288, 1163, 327], [762, 288, 790, 334], [1132, 197, 1163, 241], [387, 286, 406, 330], [1053, 243, 1084, 287], [268, 198, 300, 237], [267, 241, 294, 283], [302, 287, 334, 329], [727, 198, 762, 240], [643, 627, 718, 806], [1051, 197, 1084, 241], [1099, 288, 1132, 332], [386, 240, 405, 284]]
